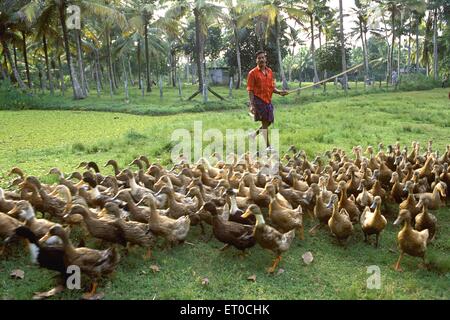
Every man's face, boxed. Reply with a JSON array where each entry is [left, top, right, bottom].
[[256, 53, 267, 68]]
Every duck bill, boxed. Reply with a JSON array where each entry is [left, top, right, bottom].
[[393, 216, 402, 226], [7, 205, 19, 216], [39, 232, 52, 245], [241, 209, 251, 219], [370, 201, 377, 210]]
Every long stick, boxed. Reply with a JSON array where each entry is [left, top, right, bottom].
[[287, 58, 384, 94]]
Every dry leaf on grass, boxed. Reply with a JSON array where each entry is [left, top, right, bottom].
[[276, 268, 285, 275], [10, 269, 24, 279], [82, 292, 105, 300], [201, 278, 209, 286], [302, 252, 314, 265], [247, 274, 257, 282], [150, 265, 160, 273], [32, 285, 64, 300]]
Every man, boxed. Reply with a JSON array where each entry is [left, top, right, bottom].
[[247, 50, 289, 151]]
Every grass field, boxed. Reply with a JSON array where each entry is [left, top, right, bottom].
[[0, 88, 449, 299]]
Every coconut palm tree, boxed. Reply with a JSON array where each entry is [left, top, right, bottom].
[[0, 0, 28, 90]]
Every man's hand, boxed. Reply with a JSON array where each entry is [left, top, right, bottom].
[[279, 90, 289, 97]]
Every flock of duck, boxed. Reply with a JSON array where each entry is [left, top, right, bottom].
[[0, 141, 449, 298]]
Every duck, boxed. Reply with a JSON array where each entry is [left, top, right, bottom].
[[393, 209, 428, 271], [223, 189, 255, 225], [8, 200, 61, 243], [0, 187, 16, 213], [368, 169, 386, 201], [103, 202, 156, 259], [399, 181, 421, 222], [335, 181, 360, 223], [104, 159, 122, 176], [326, 194, 353, 245], [267, 185, 304, 239], [389, 172, 404, 203], [66, 205, 127, 246], [241, 205, 296, 273], [415, 181, 446, 210], [156, 186, 199, 219], [0, 211, 22, 255], [203, 202, 255, 254], [40, 225, 120, 299], [112, 190, 151, 223], [137, 195, 190, 247], [356, 179, 374, 210], [360, 196, 387, 247], [414, 199, 437, 242], [309, 189, 332, 236], [47, 168, 79, 196]]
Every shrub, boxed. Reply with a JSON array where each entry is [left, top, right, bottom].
[[398, 74, 441, 91]]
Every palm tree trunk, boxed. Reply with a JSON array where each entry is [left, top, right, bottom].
[[339, 0, 347, 92], [105, 28, 114, 96], [397, 11, 403, 76], [415, 15, 420, 70], [360, 22, 369, 87], [95, 50, 101, 97], [407, 26, 412, 69], [194, 7, 205, 92], [128, 57, 134, 86], [58, 2, 85, 100], [1, 39, 27, 90], [233, 22, 242, 89], [310, 14, 319, 84], [389, 6, 396, 85], [276, 15, 288, 90], [122, 56, 129, 102], [432, 8, 438, 80], [75, 30, 88, 96], [42, 35, 54, 95], [137, 39, 142, 90], [13, 46, 18, 70], [21, 31, 32, 89], [57, 53, 66, 95], [144, 23, 152, 92]]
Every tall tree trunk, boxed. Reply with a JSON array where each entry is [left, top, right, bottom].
[[0, 61, 7, 81], [233, 22, 242, 89], [310, 14, 319, 84], [58, 2, 85, 99], [57, 54, 66, 95], [276, 15, 288, 90], [137, 39, 142, 90], [122, 56, 129, 102], [432, 8, 438, 80], [21, 31, 32, 88], [407, 26, 412, 69], [75, 30, 87, 96], [360, 22, 369, 86], [38, 67, 44, 91], [339, 0, 348, 92], [389, 6, 396, 85], [13, 46, 18, 70], [1, 39, 27, 90], [105, 28, 114, 96], [415, 15, 420, 70], [144, 23, 152, 92], [397, 10, 403, 76], [113, 61, 119, 89], [95, 50, 101, 97], [42, 35, 54, 95], [128, 57, 134, 86], [194, 7, 205, 92]]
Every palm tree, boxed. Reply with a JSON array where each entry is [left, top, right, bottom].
[[0, 0, 27, 90], [351, 0, 372, 85]]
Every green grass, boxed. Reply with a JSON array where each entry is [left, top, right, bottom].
[[0, 88, 449, 299]]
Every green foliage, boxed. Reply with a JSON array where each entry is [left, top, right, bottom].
[[316, 43, 351, 72], [398, 73, 441, 91]]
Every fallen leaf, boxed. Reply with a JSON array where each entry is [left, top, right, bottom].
[[276, 268, 285, 275], [150, 265, 160, 273], [247, 274, 257, 282], [201, 277, 209, 286], [388, 248, 396, 254], [32, 286, 64, 300], [10, 269, 24, 279], [302, 252, 314, 265]]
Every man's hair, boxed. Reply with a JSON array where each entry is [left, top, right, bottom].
[[255, 50, 266, 58]]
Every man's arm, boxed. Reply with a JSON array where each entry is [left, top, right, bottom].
[[248, 91, 255, 113]]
